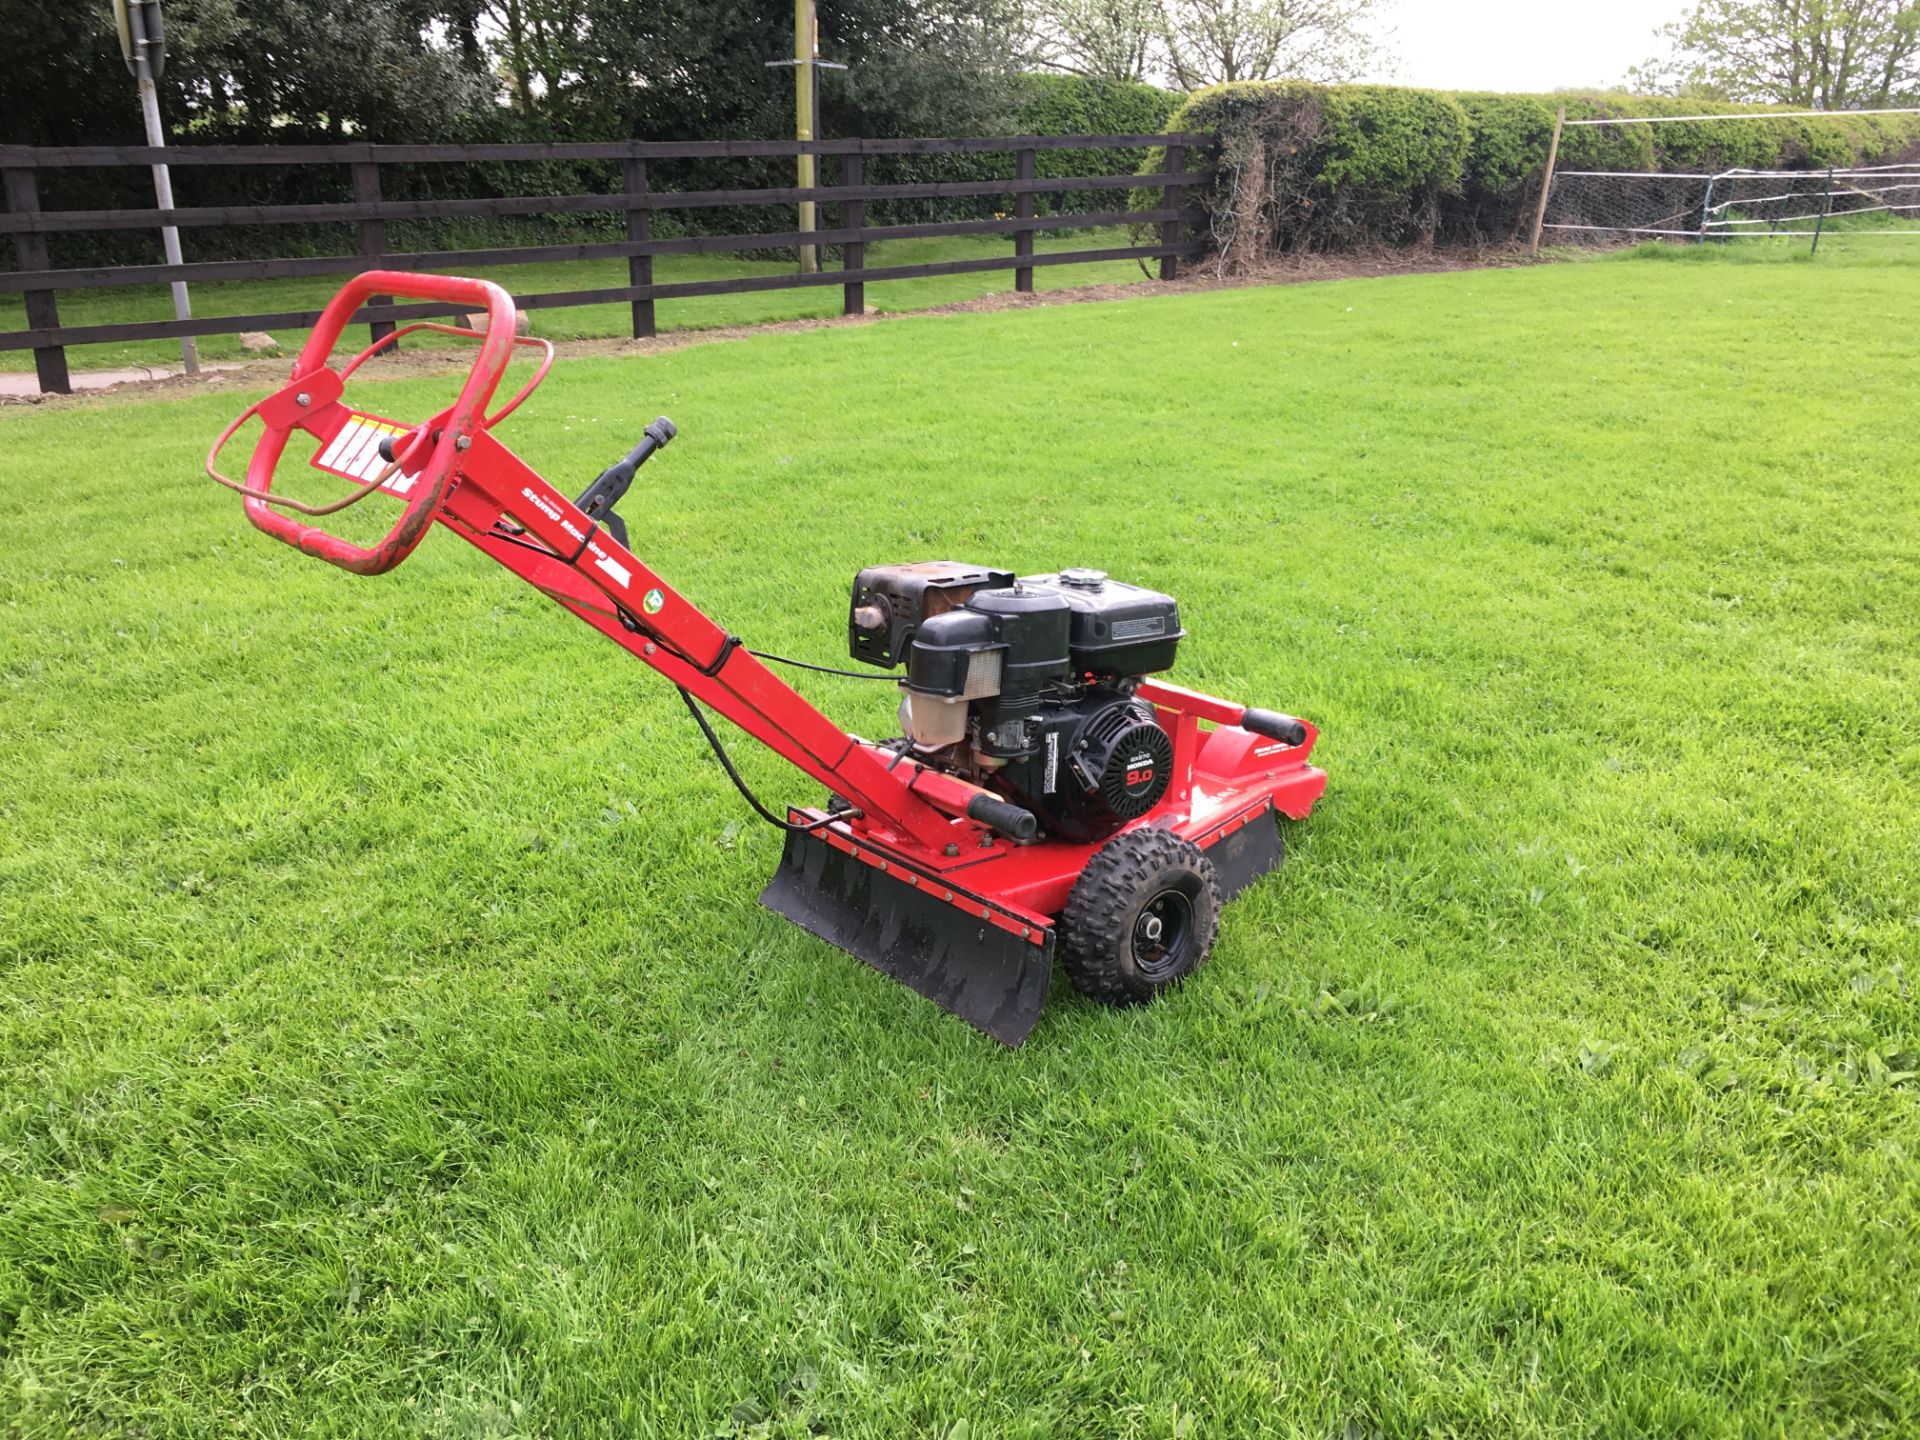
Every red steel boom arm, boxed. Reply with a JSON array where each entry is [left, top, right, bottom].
[[434, 430, 966, 851]]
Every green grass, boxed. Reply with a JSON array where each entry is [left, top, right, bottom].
[[3, 256, 1918, 1438], [1577, 206, 1920, 266], [0, 230, 1158, 374]]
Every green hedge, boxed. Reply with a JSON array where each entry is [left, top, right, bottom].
[[1153, 83, 1920, 257], [1138, 82, 1474, 255]]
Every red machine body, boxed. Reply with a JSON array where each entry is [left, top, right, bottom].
[[211, 273, 1326, 1044]]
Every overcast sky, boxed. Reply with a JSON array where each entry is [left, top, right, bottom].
[[1363, 1, 1693, 92]]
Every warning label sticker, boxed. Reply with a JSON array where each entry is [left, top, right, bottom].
[[312, 414, 415, 495]]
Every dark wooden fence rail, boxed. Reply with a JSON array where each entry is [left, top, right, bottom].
[[1, 134, 1214, 394]]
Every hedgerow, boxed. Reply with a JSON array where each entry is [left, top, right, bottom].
[[1153, 83, 1920, 262]]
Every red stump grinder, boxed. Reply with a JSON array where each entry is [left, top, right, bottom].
[[210, 274, 1326, 1045]]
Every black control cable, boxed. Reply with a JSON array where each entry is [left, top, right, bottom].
[[675, 687, 849, 835], [475, 439, 876, 833], [488, 528, 892, 686], [747, 648, 898, 681]]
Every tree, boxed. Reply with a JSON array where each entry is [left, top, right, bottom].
[[1034, 0, 1160, 82], [468, 0, 589, 117], [1156, 0, 1382, 89], [0, 0, 140, 147], [1631, 0, 1920, 109], [510, 0, 1030, 141], [0, 0, 1036, 149], [0, 0, 498, 147], [160, 0, 494, 139]]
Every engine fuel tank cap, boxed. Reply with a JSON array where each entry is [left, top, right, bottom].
[[1058, 567, 1107, 588]]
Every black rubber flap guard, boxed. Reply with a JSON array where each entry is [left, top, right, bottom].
[[761, 826, 1054, 1046], [1203, 807, 1284, 902]]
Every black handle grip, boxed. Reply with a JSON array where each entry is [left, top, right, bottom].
[[1241, 708, 1308, 747], [966, 792, 1039, 842], [375, 426, 437, 466], [606, 415, 675, 484], [624, 415, 676, 471], [576, 416, 676, 523]]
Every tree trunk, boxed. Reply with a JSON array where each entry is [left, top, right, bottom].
[[504, 0, 535, 113]]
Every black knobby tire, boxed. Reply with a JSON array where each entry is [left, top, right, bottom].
[[1059, 826, 1222, 1007]]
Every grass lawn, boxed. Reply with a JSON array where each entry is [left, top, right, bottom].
[[0, 230, 1159, 374], [2, 255, 1917, 1437]]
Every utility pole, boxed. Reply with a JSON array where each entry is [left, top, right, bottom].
[[765, 7, 845, 276], [116, 0, 198, 374], [794, 0, 818, 273]]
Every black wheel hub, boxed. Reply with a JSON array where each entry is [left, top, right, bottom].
[[1132, 888, 1193, 978]]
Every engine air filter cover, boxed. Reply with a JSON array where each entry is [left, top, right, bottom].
[[1017, 572, 1184, 677]]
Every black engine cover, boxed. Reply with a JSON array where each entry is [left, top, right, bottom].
[[986, 691, 1173, 843], [848, 560, 1183, 843]]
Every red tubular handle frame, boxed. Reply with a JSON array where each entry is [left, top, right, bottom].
[[241, 272, 518, 576]]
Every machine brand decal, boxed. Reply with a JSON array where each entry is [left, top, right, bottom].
[[1253, 743, 1289, 757], [519, 486, 564, 523], [593, 553, 632, 589], [313, 414, 414, 494], [1044, 730, 1059, 793], [642, 588, 665, 614]]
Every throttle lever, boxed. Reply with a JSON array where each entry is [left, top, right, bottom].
[[574, 416, 676, 549]]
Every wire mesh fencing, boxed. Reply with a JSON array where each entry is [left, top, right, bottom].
[[1542, 171, 1712, 242], [1542, 165, 1920, 249]]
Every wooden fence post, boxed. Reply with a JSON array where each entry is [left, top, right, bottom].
[[841, 153, 865, 315], [3, 166, 70, 395], [623, 156, 655, 338], [1159, 141, 1186, 281], [1014, 147, 1036, 293], [1810, 165, 1835, 255], [1527, 107, 1566, 258], [352, 159, 396, 350]]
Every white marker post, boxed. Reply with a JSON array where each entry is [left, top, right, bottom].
[[116, 0, 198, 375]]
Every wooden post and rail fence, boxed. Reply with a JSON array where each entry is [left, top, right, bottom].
[[0, 133, 1215, 394]]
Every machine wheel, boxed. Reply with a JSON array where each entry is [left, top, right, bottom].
[[1059, 826, 1221, 1007]]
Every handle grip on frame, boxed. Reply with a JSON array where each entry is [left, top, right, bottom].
[[237, 272, 519, 576], [1241, 708, 1309, 747]]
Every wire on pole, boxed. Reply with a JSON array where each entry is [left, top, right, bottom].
[[1562, 106, 1920, 126]]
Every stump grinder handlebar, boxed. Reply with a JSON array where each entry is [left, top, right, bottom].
[[207, 271, 1016, 854], [207, 272, 534, 574]]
